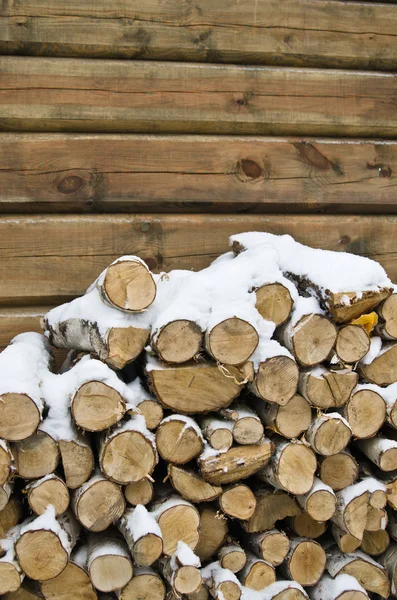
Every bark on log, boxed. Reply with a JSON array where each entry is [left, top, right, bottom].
[[124, 479, 154, 507], [218, 405, 264, 445], [156, 416, 203, 464], [118, 504, 163, 567], [356, 436, 397, 471], [12, 430, 60, 480], [380, 543, 397, 596], [204, 317, 259, 366], [168, 464, 222, 504], [199, 441, 273, 485], [99, 257, 156, 313], [332, 482, 370, 542], [243, 529, 290, 566], [87, 532, 133, 592], [0, 497, 23, 538], [59, 434, 94, 490], [252, 394, 311, 439], [254, 283, 293, 327], [200, 417, 233, 451], [2, 581, 43, 600], [72, 472, 125, 532], [359, 343, 397, 385], [158, 542, 201, 596], [201, 562, 242, 600], [299, 368, 358, 409], [0, 482, 12, 511], [238, 553, 276, 591], [151, 320, 203, 365], [151, 495, 200, 556], [116, 567, 166, 600], [0, 535, 23, 595], [195, 505, 228, 563], [326, 548, 390, 598], [335, 325, 370, 364], [15, 508, 80, 581], [280, 538, 326, 587], [309, 573, 368, 600], [305, 413, 351, 456], [218, 484, 256, 520], [218, 543, 246, 574], [0, 440, 13, 486], [257, 436, 316, 495], [365, 505, 387, 531], [342, 387, 386, 439], [26, 474, 69, 516], [243, 487, 300, 533], [331, 523, 361, 553], [134, 396, 163, 431], [41, 546, 98, 600], [377, 294, 397, 340], [296, 477, 336, 521], [319, 452, 359, 491]]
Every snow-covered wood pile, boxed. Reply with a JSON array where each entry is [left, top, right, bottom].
[[2, 232, 397, 600]]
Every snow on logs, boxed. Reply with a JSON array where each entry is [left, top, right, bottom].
[[1, 236, 397, 598]]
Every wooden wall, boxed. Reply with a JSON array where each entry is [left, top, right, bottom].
[[0, 0, 397, 351]]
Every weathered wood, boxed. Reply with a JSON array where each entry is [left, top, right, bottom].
[[2, 134, 397, 214], [1, 57, 397, 137], [1, 0, 397, 71], [2, 215, 397, 305]]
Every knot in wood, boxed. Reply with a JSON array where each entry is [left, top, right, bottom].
[[57, 175, 84, 194], [240, 159, 263, 180]]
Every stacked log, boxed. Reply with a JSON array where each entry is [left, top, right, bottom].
[[1, 234, 397, 600]]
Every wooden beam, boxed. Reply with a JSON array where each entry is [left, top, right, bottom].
[[1, 0, 397, 70], [0, 214, 396, 305], [1, 57, 397, 137], [0, 133, 396, 213]]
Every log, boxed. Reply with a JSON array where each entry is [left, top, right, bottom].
[[360, 476, 387, 509], [356, 436, 397, 471], [250, 349, 299, 406], [116, 567, 166, 600], [253, 394, 311, 439], [204, 318, 259, 366], [0, 482, 12, 511], [332, 482, 370, 542], [238, 553, 276, 591], [0, 535, 23, 595], [0, 334, 52, 441], [200, 417, 233, 451], [218, 405, 264, 445], [319, 452, 359, 491], [99, 256, 156, 313], [361, 529, 390, 556], [218, 543, 246, 574], [331, 523, 361, 553], [377, 294, 397, 340], [296, 477, 336, 522], [218, 485, 256, 520], [0, 440, 13, 486], [342, 387, 386, 439], [199, 440, 273, 485], [305, 413, 351, 456], [99, 416, 157, 484], [359, 343, 397, 385], [15, 507, 80, 581], [158, 542, 201, 596], [326, 548, 390, 598], [254, 283, 293, 327], [0, 497, 23, 538], [72, 381, 126, 432], [147, 357, 243, 414], [168, 464, 222, 504], [124, 479, 154, 507], [195, 504, 228, 563], [335, 325, 370, 364], [151, 320, 202, 365], [309, 573, 368, 600], [280, 538, 326, 587], [87, 532, 133, 592], [151, 495, 200, 556], [118, 505, 163, 567], [365, 505, 387, 531], [243, 487, 300, 533], [289, 513, 327, 539], [281, 312, 337, 367], [58, 434, 94, 489], [26, 474, 70, 516], [257, 437, 317, 495], [299, 368, 358, 410], [3, 581, 43, 600], [41, 546, 97, 600], [360, 466, 397, 510], [186, 585, 209, 600], [256, 581, 308, 600], [134, 399, 163, 431], [12, 429, 60, 479], [244, 529, 290, 566], [201, 562, 241, 600], [380, 544, 397, 596], [72, 471, 125, 532], [156, 416, 204, 464]]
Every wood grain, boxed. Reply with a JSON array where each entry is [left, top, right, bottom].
[[1, 57, 397, 137], [1, 0, 397, 70], [0, 214, 396, 305], [1, 133, 397, 213]]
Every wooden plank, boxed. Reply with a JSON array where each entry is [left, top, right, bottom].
[[1, 0, 397, 70], [0, 214, 396, 306], [1, 133, 397, 213], [1, 57, 397, 138]]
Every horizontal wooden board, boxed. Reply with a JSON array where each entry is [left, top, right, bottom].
[[1, 133, 397, 213], [1, 57, 397, 137], [1, 0, 397, 70], [0, 214, 396, 306]]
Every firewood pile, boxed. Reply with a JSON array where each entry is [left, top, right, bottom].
[[1, 232, 397, 600]]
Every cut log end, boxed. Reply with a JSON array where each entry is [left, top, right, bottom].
[[290, 513, 327, 539], [255, 283, 293, 327], [124, 479, 154, 506], [157, 503, 200, 556], [306, 488, 336, 522], [156, 418, 203, 465], [336, 325, 370, 364], [378, 294, 397, 339], [103, 259, 156, 312], [292, 314, 337, 367], [0, 393, 40, 441], [59, 439, 94, 489], [341, 558, 390, 598], [41, 561, 97, 600], [330, 289, 392, 324], [346, 390, 386, 439], [101, 430, 157, 484], [245, 490, 299, 533], [16, 530, 68, 581], [254, 356, 299, 405], [120, 571, 166, 600], [319, 453, 358, 491], [134, 534, 163, 567], [288, 540, 326, 587], [205, 317, 259, 365], [72, 381, 125, 432], [75, 480, 125, 532], [136, 399, 163, 430], [107, 326, 150, 370], [0, 442, 11, 486], [359, 343, 397, 386], [12, 431, 60, 480], [272, 394, 312, 439], [195, 505, 228, 562], [168, 464, 222, 503], [255, 531, 290, 566], [307, 415, 351, 456], [174, 565, 202, 595], [219, 485, 256, 520], [233, 417, 264, 445], [276, 443, 317, 495], [219, 546, 247, 573], [154, 320, 202, 364], [200, 442, 273, 485], [0, 563, 21, 595], [28, 476, 70, 516], [218, 581, 241, 600], [360, 529, 390, 556], [242, 560, 276, 591], [89, 554, 133, 593]]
